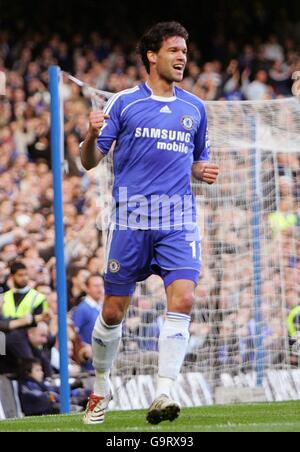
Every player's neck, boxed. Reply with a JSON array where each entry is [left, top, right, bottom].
[[146, 77, 175, 98]]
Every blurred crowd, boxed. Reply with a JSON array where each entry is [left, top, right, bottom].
[[0, 27, 300, 415]]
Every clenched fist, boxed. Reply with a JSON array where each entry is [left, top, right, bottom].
[[200, 163, 219, 184], [88, 111, 110, 138], [192, 162, 219, 184]]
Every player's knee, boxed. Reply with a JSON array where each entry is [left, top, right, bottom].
[[180, 293, 194, 314], [170, 293, 194, 314], [102, 305, 124, 326]]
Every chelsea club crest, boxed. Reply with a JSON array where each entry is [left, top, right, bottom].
[[181, 116, 194, 130], [109, 260, 121, 273]]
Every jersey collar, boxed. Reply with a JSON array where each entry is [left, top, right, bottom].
[[144, 82, 177, 102]]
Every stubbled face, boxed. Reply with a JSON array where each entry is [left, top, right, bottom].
[[149, 36, 187, 83], [86, 276, 104, 302], [13, 269, 29, 289]]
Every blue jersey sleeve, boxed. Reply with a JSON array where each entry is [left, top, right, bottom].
[[193, 104, 210, 163], [96, 95, 122, 155]]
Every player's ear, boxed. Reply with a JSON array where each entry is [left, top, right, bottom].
[[147, 50, 157, 66]]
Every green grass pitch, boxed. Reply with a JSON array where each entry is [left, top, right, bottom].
[[0, 401, 299, 432]]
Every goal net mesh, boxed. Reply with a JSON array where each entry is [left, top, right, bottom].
[[64, 75, 300, 391]]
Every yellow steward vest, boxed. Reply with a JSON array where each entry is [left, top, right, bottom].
[[287, 306, 300, 338], [2, 289, 48, 319]]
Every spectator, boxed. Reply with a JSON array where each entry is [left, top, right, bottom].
[[87, 256, 103, 274], [72, 274, 104, 370], [50, 319, 92, 376], [18, 358, 60, 416], [264, 34, 284, 62], [243, 69, 271, 100], [0, 314, 33, 334], [287, 305, 300, 366], [0, 322, 54, 377], [18, 356, 91, 416], [72, 274, 104, 344], [67, 266, 90, 308], [0, 261, 48, 321], [268, 59, 291, 96], [269, 197, 298, 237], [0, 228, 27, 252], [0, 261, 9, 295]]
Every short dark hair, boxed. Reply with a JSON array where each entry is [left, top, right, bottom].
[[137, 21, 189, 73], [10, 261, 26, 275], [18, 358, 42, 379], [68, 264, 84, 279]]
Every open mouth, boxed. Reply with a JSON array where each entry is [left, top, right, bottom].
[[173, 65, 184, 71]]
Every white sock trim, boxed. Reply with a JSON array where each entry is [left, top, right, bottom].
[[156, 376, 174, 398], [166, 312, 191, 322], [94, 371, 111, 398], [99, 313, 122, 330]]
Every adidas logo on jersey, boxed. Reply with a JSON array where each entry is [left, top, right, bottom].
[[160, 105, 172, 114]]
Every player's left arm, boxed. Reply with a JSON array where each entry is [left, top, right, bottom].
[[192, 103, 219, 184]]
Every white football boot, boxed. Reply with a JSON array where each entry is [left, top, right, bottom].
[[147, 394, 181, 425], [83, 392, 112, 425]]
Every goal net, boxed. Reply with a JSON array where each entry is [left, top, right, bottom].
[[62, 74, 300, 404]]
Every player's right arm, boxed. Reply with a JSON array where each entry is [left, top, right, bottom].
[[80, 111, 110, 170]]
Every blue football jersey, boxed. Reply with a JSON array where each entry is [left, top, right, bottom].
[[97, 83, 210, 229]]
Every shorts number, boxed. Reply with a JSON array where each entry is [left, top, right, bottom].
[[190, 241, 197, 259]]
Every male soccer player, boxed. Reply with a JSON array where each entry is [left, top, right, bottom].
[[81, 21, 219, 425]]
